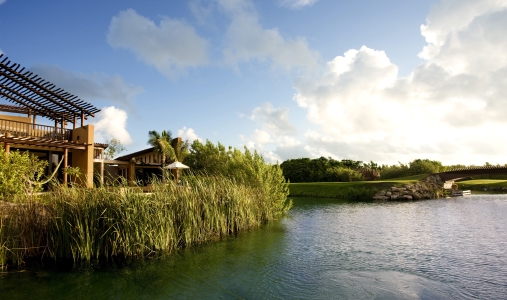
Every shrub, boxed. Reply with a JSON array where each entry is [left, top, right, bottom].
[[0, 146, 47, 199], [325, 166, 365, 182]]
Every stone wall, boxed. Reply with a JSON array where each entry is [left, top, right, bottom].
[[373, 175, 445, 201]]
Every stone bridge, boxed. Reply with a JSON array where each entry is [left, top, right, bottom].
[[435, 166, 507, 182]]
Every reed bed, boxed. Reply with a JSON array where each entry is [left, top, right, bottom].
[[0, 176, 291, 270]]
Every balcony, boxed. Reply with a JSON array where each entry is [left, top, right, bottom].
[[0, 118, 71, 141]]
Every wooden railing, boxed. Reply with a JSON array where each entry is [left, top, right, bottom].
[[0, 118, 71, 141], [94, 148, 104, 160]]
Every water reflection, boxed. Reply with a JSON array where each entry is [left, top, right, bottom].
[[2, 195, 507, 299]]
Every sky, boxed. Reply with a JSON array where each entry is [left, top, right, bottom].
[[1, 0, 507, 166]]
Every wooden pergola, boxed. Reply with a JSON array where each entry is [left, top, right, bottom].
[[0, 54, 101, 185], [0, 54, 100, 129]]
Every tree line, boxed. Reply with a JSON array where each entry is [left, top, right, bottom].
[[279, 157, 502, 182]]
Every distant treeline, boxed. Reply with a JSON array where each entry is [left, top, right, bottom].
[[280, 157, 507, 182], [280, 157, 378, 183]]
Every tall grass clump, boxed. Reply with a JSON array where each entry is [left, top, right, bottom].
[[1, 175, 290, 269], [1, 141, 290, 269]]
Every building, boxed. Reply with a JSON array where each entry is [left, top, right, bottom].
[[0, 54, 102, 187], [0, 54, 185, 188], [114, 137, 182, 186]]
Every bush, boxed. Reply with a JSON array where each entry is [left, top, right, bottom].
[[0, 147, 47, 199], [325, 166, 365, 182]]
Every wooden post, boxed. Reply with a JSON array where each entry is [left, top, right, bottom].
[[81, 110, 85, 127], [4, 132, 10, 156], [63, 148, 68, 186], [129, 158, 136, 187], [54, 119, 58, 139], [32, 114, 37, 135], [73, 114, 77, 129], [100, 161, 104, 187]]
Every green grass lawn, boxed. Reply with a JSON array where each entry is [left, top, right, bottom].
[[288, 174, 427, 199], [456, 179, 507, 193]]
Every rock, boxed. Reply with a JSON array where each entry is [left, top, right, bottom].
[[373, 196, 389, 201], [399, 195, 413, 200], [410, 192, 422, 200], [390, 195, 398, 200]]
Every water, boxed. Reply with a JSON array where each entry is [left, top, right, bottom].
[[2, 195, 507, 299]]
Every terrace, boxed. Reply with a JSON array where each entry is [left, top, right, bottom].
[[0, 54, 101, 187]]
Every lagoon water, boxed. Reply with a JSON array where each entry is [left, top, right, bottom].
[[2, 195, 507, 299]]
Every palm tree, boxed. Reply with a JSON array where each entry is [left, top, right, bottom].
[[173, 139, 190, 162], [147, 130, 176, 168]]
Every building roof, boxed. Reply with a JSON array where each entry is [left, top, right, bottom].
[[94, 142, 109, 149], [0, 54, 100, 123], [115, 147, 156, 161]]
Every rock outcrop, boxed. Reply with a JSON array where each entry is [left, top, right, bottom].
[[373, 175, 445, 201]]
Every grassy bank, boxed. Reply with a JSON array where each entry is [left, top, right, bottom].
[[0, 176, 291, 270], [288, 174, 427, 199], [456, 179, 507, 193]]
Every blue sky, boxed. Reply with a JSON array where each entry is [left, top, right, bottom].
[[1, 0, 506, 165]]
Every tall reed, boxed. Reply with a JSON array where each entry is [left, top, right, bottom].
[[0, 175, 291, 269]]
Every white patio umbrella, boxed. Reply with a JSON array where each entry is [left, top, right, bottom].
[[164, 161, 190, 183]]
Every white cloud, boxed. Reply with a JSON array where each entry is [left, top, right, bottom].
[[30, 64, 143, 110], [177, 126, 202, 143], [277, 0, 507, 165], [218, 0, 319, 71], [243, 102, 301, 162], [93, 106, 132, 145], [107, 9, 209, 78], [0, 0, 6, 5], [189, 0, 215, 25], [240, 129, 273, 150], [251, 102, 297, 136], [278, 0, 318, 9]]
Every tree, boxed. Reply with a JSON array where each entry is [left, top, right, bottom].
[[408, 159, 443, 175], [173, 139, 190, 162], [104, 137, 127, 160], [147, 130, 176, 168]]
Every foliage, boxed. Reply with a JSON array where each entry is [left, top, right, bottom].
[[0, 147, 47, 199], [0, 174, 291, 269], [378, 162, 409, 180], [174, 139, 190, 162], [280, 157, 368, 183], [326, 166, 365, 182], [185, 140, 290, 213], [103, 137, 127, 160], [147, 130, 175, 167], [379, 159, 445, 179], [64, 166, 82, 183]]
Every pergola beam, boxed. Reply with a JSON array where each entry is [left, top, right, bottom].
[[0, 54, 100, 124]]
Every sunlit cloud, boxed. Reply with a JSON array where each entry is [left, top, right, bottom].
[[107, 9, 209, 79], [244, 0, 507, 165], [218, 0, 319, 71], [278, 0, 318, 10], [177, 126, 202, 143], [93, 106, 132, 145]]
